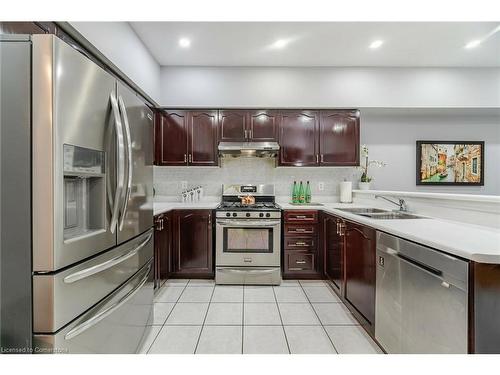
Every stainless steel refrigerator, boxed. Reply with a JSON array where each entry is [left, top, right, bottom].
[[0, 34, 154, 353]]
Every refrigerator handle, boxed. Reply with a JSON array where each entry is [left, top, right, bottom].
[[117, 95, 133, 231], [64, 260, 152, 341], [109, 92, 125, 233]]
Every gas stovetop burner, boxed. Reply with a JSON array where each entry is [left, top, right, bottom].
[[217, 202, 280, 211]]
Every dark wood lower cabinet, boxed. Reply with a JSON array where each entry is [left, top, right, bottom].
[[322, 213, 345, 295], [343, 220, 376, 333], [154, 212, 171, 289], [171, 210, 214, 278], [282, 210, 323, 279]]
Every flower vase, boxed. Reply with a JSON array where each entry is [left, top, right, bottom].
[[358, 182, 371, 190]]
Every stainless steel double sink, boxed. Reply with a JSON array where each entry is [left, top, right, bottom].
[[338, 207, 423, 220]]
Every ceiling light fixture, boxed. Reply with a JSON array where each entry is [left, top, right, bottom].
[[369, 40, 384, 49], [464, 39, 481, 49], [178, 38, 191, 48], [272, 39, 289, 49]]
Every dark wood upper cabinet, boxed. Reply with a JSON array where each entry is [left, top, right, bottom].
[[218, 110, 278, 142], [155, 110, 188, 166], [248, 110, 279, 142], [172, 210, 213, 277], [219, 110, 248, 142], [322, 213, 344, 295], [279, 111, 319, 166], [319, 110, 360, 166], [188, 111, 219, 166], [344, 220, 376, 328]]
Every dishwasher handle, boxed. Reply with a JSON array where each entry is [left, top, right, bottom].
[[396, 252, 443, 277]]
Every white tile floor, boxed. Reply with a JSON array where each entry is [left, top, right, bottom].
[[140, 279, 383, 354]]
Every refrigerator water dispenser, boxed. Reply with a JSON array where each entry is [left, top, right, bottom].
[[63, 144, 106, 241]]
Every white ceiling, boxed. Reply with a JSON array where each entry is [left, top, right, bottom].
[[130, 22, 500, 67]]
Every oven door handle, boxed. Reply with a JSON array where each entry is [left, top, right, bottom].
[[216, 219, 281, 227]]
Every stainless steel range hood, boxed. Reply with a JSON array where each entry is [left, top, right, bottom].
[[218, 142, 280, 158]]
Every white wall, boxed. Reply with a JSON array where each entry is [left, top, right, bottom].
[[159, 66, 500, 108], [71, 22, 161, 103], [361, 110, 500, 195]]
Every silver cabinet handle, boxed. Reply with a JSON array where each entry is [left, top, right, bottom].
[[184, 154, 187, 163], [295, 260, 307, 264], [295, 215, 307, 219], [244, 130, 248, 139], [188, 154, 192, 163], [316, 154, 319, 163], [65, 260, 152, 340], [117, 95, 133, 231], [321, 154, 324, 163], [63, 232, 153, 284], [108, 92, 125, 234]]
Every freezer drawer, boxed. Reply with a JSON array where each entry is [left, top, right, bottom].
[[33, 229, 153, 333], [33, 259, 154, 354]]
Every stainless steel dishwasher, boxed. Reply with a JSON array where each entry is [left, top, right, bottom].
[[375, 232, 469, 353]]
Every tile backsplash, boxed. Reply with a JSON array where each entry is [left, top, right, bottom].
[[154, 157, 361, 198]]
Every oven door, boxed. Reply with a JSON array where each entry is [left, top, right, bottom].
[[216, 219, 281, 267]]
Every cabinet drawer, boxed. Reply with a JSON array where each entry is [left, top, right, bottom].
[[284, 237, 316, 251], [284, 223, 317, 236], [286, 252, 315, 272], [284, 210, 318, 223]]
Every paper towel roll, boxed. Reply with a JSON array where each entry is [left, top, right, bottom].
[[340, 181, 352, 203]]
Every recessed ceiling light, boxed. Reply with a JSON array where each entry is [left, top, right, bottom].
[[272, 39, 289, 49], [369, 40, 384, 49], [178, 38, 191, 48], [464, 39, 481, 49]]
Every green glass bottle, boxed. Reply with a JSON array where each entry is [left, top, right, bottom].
[[298, 181, 305, 204], [292, 181, 298, 203], [305, 181, 311, 203]]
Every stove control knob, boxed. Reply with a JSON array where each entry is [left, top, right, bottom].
[[226, 212, 231, 217], [246, 213, 251, 217], [266, 213, 271, 218], [259, 213, 264, 217], [232, 213, 237, 217]]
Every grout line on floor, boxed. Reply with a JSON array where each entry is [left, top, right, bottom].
[[193, 281, 216, 354], [148, 279, 190, 353], [298, 281, 339, 354], [272, 283, 291, 354], [241, 282, 244, 354]]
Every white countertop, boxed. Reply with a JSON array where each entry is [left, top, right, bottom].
[[277, 200, 500, 264], [154, 197, 220, 216]]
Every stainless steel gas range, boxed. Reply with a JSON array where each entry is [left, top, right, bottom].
[[215, 184, 282, 285]]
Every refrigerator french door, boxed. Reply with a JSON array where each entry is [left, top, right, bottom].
[[116, 82, 154, 244], [1, 33, 153, 353]]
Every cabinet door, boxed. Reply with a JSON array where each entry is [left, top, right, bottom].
[[219, 110, 248, 142], [188, 111, 219, 166], [248, 110, 279, 141], [344, 221, 376, 326], [155, 110, 188, 165], [154, 213, 171, 289], [323, 214, 344, 294], [173, 210, 213, 276], [279, 111, 319, 166], [319, 110, 360, 166]]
